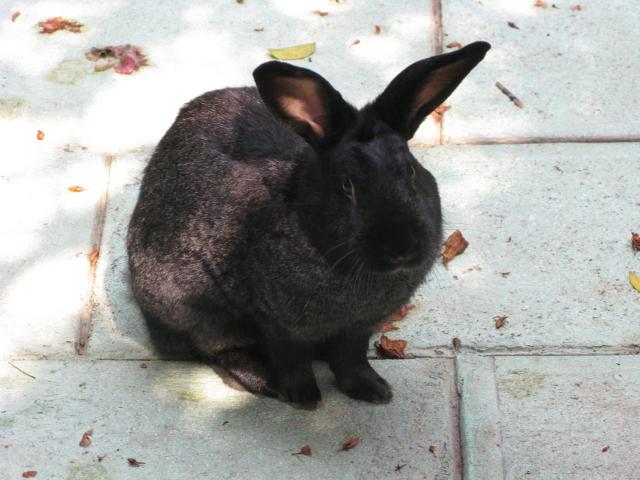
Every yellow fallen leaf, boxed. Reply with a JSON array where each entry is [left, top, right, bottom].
[[268, 42, 315, 60], [630, 272, 640, 293]]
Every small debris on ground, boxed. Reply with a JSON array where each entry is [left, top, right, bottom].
[[7, 361, 36, 379], [496, 82, 524, 108], [507, 21, 520, 29], [495, 315, 508, 329], [22, 472, 37, 478], [140, 362, 148, 368], [268, 43, 315, 60], [452, 337, 462, 351], [446, 41, 462, 49], [389, 304, 415, 322], [85, 45, 147, 74], [98, 453, 107, 462], [376, 335, 408, 359], [631, 232, 640, 253], [350, 39, 361, 47], [629, 272, 640, 293], [395, 464, 406, 472], [500, 272, 511, 278], [292, 445, 312, 456], [68, 186, 86, 192], [254, 27, 264, 32], [11, 11, 21, 22], [374, 25, 382, 34], [313, 10, 329, 16], [534, 0, 548, 8], [431, 104, 451, 125], [38, 17, 83, 34], [442, 230, 469, 267], [127, 458, 145, 467], [570, 4, 582, 11], [36, 130, 45, 140], [340, 437, 360, 451], [429, 445, 437, 456], [79, 430, 93, 448], [88, 249, 99, 264], [602, 445, 610, 452]]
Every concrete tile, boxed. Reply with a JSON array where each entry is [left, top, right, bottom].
[[0, 358, 459, 479], [440, 0, 640, 142], [0, 141, 107, 359], [386, 143, 640, 353], [491, 355, 640, 479], [1, 0, 438, 152]]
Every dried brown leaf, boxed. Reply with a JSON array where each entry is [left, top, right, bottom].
[[431, 104, 451, 124], [495, 315, 507, 329], [38, 17, 83, 34], [88, 249, 99, 264], [127, 458, 145, 467], [376, 335, 407, 359], [11, 11, 21, 22], [534, 0, 548, 8], [68, 186, 86, 192], [507, 21, 519, 29], [378, 322, 399, 333], [36, 130, 45, 140], [446, 41, 463, 49], [313, 10, 329, 16], [374, 25, 381, 34], [442, 230, 469, 267], [500, 272, 511, 278], [340, 437, 360, 451], [79, 429, 93, 448], [570, 4, 582, 11], [292, 445, 312, 456], [22, 472, 37, 478], [254, 27, 264, 32], [631, 232, 640, 253], [350, 39, 361, 46], [389, 304, 416, 322], [452, 337, 462, 351]]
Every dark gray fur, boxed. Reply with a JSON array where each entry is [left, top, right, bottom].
[[127, 42, 490, 407]]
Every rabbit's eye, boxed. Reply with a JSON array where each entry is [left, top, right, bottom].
[[342, 177, 355, 203]]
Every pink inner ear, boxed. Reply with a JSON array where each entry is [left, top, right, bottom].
[[275, 78, 326, 138]]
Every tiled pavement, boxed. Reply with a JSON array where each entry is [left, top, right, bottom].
[[1, 1, 639, 478]]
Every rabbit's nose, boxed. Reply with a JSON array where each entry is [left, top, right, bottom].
[[377, 234, 420, 267]]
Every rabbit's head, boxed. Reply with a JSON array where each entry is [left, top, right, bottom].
[[254, 42, 490, 274]]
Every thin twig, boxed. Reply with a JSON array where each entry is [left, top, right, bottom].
[[495, 81, 524, 108], [8, 361, 36, 379]]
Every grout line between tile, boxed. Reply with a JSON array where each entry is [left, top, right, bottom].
[[75, 153, 113, 355], [411, 135, 640, 147], [432, 0, 443, 55]]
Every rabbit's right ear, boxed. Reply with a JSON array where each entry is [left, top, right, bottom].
[[372, 41, 491, 140], [253, 61, 356, 148]]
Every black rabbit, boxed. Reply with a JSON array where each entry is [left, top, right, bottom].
[[127, 42, 490, 408]]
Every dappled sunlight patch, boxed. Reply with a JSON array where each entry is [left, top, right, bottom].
[[0, 250, 90, 358]]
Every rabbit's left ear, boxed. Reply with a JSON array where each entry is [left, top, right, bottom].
[[254, 61, 356, 148], [372, 41, 490, 140]]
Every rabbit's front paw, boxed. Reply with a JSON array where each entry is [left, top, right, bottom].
[[278, 370, 321, 409], [335, 365, 393, 404]]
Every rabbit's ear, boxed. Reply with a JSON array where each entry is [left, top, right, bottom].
[[372, 41, 490, 140], [253, 61, 356, 147]]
